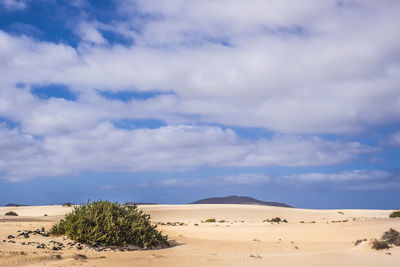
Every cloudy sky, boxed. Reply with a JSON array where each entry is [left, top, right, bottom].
[[0, 0, 399, 208]]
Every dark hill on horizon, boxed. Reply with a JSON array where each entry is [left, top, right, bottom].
[[4, 203, 30, 207], [189, 195, 293, 208]]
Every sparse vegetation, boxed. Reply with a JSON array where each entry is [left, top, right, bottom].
[[331, 220, 348, 223], [50, 200, 168, 248], [389, 211, 400, 218], [370, 228, 400, 250], [163, 221, 186, 226], [249, 254, 262, 259], [381, 228, 400, 246], [371, 239, 390, 250], [338, 211, 344, 215], [263, 217, 288, 223], [204, 218, 216, 223], [354, 238, 367, 246], [62, 202, 73, 207], [5, 211, 18, 216]]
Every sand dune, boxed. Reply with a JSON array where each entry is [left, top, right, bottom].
[[1, 205, 399, 266]]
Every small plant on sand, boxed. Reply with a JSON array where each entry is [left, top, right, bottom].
[[270, 217, 281, 223], [370, 228, 400, 250], [204, 218, 216, 223], [264, 217, 286, 223], [165, 221, 186, 226], [381, 228, 400, 246], [389, 211, 400, 218], [50, 200, 168, 248], [354, 239, 367, 246], [371, 239, 390, 250], [62, 202, 73, 207], [5, 211, 18, 216]]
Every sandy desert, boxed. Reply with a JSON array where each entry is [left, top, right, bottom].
[[0, 204, 399, 267]]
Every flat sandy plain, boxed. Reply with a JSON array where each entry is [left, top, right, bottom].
[[0, 204, 399, 266]]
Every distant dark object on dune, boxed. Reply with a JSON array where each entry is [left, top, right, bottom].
[[124, 202, 158, 206], [190, 195, 293, 208], [4, 203, 29, 207], [5, 211, 18, 216], [62, 202, 74, 207]]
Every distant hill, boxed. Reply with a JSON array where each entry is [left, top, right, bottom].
[[4, 203, 29, 207], [190, 196, 293, 208]]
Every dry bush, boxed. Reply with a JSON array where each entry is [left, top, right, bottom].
[[371, 239, 390, 250], [382, 228, 400, 246]]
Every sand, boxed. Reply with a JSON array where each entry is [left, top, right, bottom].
[[1, 204, 399, 266]]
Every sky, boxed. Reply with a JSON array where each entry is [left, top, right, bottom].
[[0, 0, 400, 209]]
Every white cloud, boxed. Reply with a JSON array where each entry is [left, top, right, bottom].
[[0, 0, 26, 10], [114, 170, 400, 191], [152, 173, 270, 187], [281, 170, 393, 183], [387, 131, 400, 147], [0, 0, 399, 183], [278, 169, 400, 191], [76, 22, 108, 45], [221, 173, 270, 184], [343, 181, 400, 191], [0, 123, 376, 181], [0, 1, 399, 134]]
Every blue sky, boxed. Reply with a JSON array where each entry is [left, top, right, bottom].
[[0, 0, 400, 209]]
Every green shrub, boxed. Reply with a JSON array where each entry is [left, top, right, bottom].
[[50, 200, 168, 248], [204, 218, 216, 223], [389, 211, 400, 218], [5, 211, 18, 216]]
